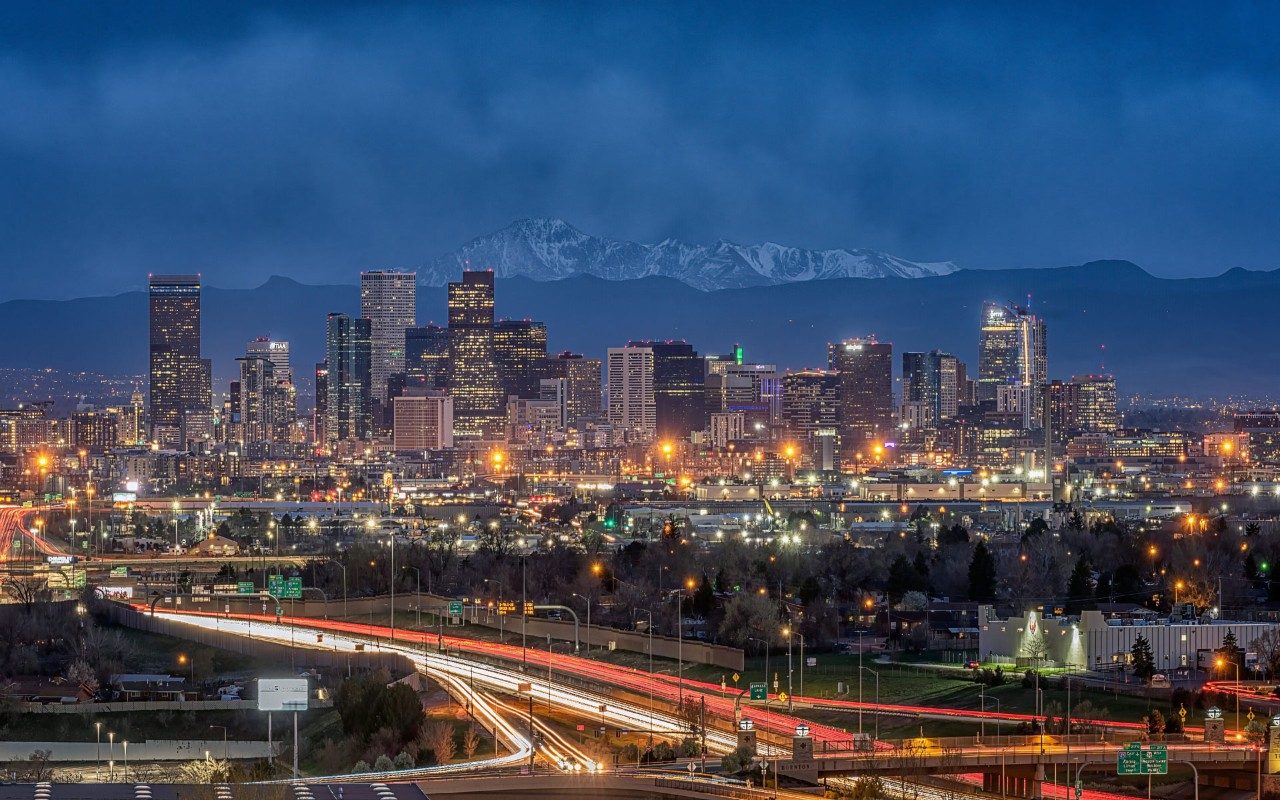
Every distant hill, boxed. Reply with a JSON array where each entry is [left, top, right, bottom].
[[420, 217, 958, 290], [3, 262, 1279, 398]]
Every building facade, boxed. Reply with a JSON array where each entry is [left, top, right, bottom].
[[324, 313, 373, 443], [148, 275, 210, 449], [360, 270, 417, 404]]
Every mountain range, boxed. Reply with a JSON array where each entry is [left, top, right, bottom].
[[4, 261, 1279, 400], [420, 218, 958, 290]]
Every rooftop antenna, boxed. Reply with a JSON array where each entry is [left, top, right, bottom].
[[1099, 343, 1107, 374]]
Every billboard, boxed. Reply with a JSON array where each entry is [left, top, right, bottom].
[[257, 678, 308, 711]]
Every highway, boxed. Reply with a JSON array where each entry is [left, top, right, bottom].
[[138, 605, 1246, 800]]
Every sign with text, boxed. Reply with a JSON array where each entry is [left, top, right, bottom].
[[257, 678, 308, 711]]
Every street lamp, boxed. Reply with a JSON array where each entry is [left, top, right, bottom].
[[1217, 657, 1242, 735], [210, 724, 228, 761], [571, 592, 592, 656]]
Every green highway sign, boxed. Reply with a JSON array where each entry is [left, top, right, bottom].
[[267, 575, 304, 599], [237, 581, 255, 594], [749, 682, 767, 701], [448, 601, 463, 616], [1117, 745, 1168, 776]]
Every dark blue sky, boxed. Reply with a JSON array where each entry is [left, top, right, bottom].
[[2, 1, 1278, 299]]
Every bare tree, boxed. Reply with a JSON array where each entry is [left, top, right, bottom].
[[1253, 628, 1280, 679], [419, 721, 455, 764], [462, 726, 482, 759]]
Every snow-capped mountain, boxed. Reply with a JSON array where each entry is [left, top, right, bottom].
[[421, 218, 959, 290]]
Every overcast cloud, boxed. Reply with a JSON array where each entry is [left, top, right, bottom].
[[1, 1, 1278, 299]]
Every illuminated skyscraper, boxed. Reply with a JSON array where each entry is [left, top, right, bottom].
[[325, 313, 373, 442], [628, 340, 705, 442], [313, 362, 329, 443], [405, 324, 450, 389], [977, 302, 1047, 424], [447, 271, 502, 439], [545, 352, 603, 425], [361, 270, 417, 403], [901, 350, 961, 430], [828, 337, 894, 465], [494, 319, 548, 399], [148, 274, 210, 448], [607, 345, 655, 438], [247, 337, 292, 385]]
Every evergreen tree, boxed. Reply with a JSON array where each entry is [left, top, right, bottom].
[[886, 555, 926, 601], [1131, 633, 1155, 682], [1066, 557, 1094, 613], [967, 540, 998, 602]]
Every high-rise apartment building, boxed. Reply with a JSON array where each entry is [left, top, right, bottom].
[[781, 370, 841, 471], [494, 320, 549, 400], [405, 325, 450, 389], [628, 340, 705, 442], [607, 346, 656, 439], [447, 271, 503, 439], [545, 352, 603, 425], [828, 337, 894, 463], [978, 302, 1047, 424], [324, 313, 373, 443], [236, 356, 275, 449], [392, 390, 454, 451], [1070, 374, 1118, 433], [361, 270, 417, 404], [148, 274, 210, 448]]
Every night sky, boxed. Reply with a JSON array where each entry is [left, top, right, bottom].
[[2, 1, 1278, 300]]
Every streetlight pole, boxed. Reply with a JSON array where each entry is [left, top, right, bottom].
[[108, 731, 114, 781], [635, 608, 655, 745], [389, 536, 396, 641], [210, 725, 228, 761], [572, 593, 591, 656], [94, 721, 101, 782], [860, 666, 880, 740], [406, 565, 421, 629]]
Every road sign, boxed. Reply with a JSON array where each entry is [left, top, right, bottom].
[[268, 574, 303, 599], [1117, 745, 1168, 776], [448, 601, 463, 616], [778, 691, 789, 704], [237, 581, 255, 594], [750, 682, 767, 700], [732, 672, 740, 683]]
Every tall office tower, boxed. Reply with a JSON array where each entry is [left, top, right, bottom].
[[828, 337, 894, 463], [361, 270, 417, 403], [780, 370, 841, 470], [236, 356, 275, 449], [313, 362, 329, 443], [405, 325, 450, 389], [392, 390, 454, 452], [545, 352, 603, 425], [628, 340, 705, 441], [494, 319, 549, 399], [324, 313, 373, 443], [447, 271, 503, 439], [707, 363, 781, 427], [247, 337, 292, 384], [148, 274, 210, 448], [977, 302, 1047, 423], [607, 345, 656, 439], [1070, 374, 1118, 433], [901, 351, 960, 427]]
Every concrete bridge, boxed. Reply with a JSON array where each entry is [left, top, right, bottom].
[[762, 730, 1265, 797]]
